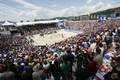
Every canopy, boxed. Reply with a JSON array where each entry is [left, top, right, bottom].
[[16, 19, 63, 26], [2, 21, 15, 26]]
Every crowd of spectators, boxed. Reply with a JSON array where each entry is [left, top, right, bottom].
[[0, 20, 120, 80], [18, 24, 59, 36], [65, 20, 120, 33]]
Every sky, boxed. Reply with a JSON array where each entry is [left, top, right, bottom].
[[0, 0, 120, 22]]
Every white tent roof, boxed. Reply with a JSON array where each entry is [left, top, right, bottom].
[[17, 19, 63, 26], [2, 21, 14, 26]]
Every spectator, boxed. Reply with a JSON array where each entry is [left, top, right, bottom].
[[0, 60, 3, 73], [23, 62, 33, 80], [94, 47, 103, 68], [1, 65, 16, 80], [43, 60, 51, 79], [51, 60, 62, 80], [32, 64, 46, 80], [87, 55, 97, 78], [99, 43, 104, 56], [16, 62, 24, 80], [61, 56, 72, 80], [75, 60, 90, 80]]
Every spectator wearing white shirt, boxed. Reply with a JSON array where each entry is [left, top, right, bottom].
[[90, 40, 96, 55]]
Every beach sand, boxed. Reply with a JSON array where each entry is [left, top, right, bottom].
[[27, 29, 82, 46]]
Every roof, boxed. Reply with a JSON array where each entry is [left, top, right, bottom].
[[16, 19, 63, 26], [2, 21, 15, 26], [0, 21, 4, 25]]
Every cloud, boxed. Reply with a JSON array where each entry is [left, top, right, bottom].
[[12, 0, 57, 18], [13, 0, 39, 9], [0, 3, 20, 21], [52, 4, 57, 8], [91, 2, 104, 11], [0, 0, 120, 21], [87, 0, 93, 3], [60, 2, 104, 16]]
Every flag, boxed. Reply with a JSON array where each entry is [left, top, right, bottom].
[[57, 51, 61, 55]]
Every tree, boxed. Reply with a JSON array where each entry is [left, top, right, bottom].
[[27, 20, 29, 22], [20, 20, 23, 22], [34, 19, 40, 21]]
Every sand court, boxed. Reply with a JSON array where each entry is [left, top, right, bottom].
[[27, 29, 82, 46]]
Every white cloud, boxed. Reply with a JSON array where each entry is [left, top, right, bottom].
[[91, 2, 104, 11], [0, 0, 120, 22], [52, 4, 57, 8], [13, 0, 39, 9], [0, 3, 20, 21], [87, 0, 93, 3]]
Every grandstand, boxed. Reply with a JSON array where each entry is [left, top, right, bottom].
[[0, 1, 120, 80], [15, 19, 83, 46]]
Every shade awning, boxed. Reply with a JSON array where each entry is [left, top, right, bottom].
[[16, 19, 63, 26], [2, 21, 15, 26]]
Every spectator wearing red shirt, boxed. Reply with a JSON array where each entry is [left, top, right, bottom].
[[0, 60, 3, 73], [87, 55, 97, 77]]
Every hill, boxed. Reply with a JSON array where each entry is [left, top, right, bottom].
[[33, 6, 120, 21], [89, 7, 120, 20], [52, 6, 120, 21]]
